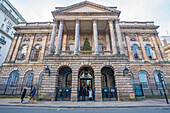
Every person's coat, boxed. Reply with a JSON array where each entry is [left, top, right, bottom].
[[30, 88, 36, 96], [21, 89, 27, 99], [82, 88, 86, 96], [88, 89, 92, 98]]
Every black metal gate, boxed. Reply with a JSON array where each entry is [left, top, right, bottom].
[[55, 87, 71, 101], [102, 87, 117, 101]]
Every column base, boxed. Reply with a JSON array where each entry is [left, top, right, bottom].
[[54, 54, 60, 56], [93, 53, 99, 55], [47, 54, 53, 57]]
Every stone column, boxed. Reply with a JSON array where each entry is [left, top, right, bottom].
[[108, 20, 118, 55], [126, 34, 133, 61], [56, 20, 64, 55], [10, 34, 23, 62], [74, 20, 80, 55], [115, 20, 125, 55], [93, 20, 99, 55], [6, 34, 18, 62], [155, 35, 167, 61], [105, 33, 111, 55], [138, 35, 149, 62], [48, 22, 58, 55], [25, 34, 35, 62], [61, 34, 67, 55], [71, 70, 78, 101], [151, 35, 163, 61], [94, 70, 102, 101]]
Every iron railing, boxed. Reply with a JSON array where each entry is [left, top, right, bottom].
[[102, 87, 118, 101]]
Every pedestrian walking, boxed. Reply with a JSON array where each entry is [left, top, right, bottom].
[[29, 87, 36, 102], [20, 87, 27, 104], [82, 86, 86, 101], [88, 88, 92, 101]]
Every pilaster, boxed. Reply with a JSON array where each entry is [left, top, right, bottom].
[[10, 34, 23, 62], [6, 34, 18, 62]]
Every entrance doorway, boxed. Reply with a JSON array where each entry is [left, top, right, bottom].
[[55, 66, 72, 101], [101, 66, 117, 101], [78, 66, 94, 101]]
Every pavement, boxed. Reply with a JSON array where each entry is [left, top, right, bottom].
[[0, 98, 170, 108]]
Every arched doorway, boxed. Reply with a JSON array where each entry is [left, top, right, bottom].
[[101, 66, 117, 101], [78, 66, 94, 101], [56, 66, 72, 101]]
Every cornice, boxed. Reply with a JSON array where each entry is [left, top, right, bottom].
[[52, 1, 121, 16]]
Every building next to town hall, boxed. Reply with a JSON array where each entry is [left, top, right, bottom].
[[0, 1, 169, 101], [0, 0, 26, 66], [160, 35, 170, 61]]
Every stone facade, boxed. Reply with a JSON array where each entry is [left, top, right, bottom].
[[0, 1, 170, 102]]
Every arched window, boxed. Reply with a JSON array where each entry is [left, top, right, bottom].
[[32, 45, 41, 59], [132, 45, 139, 59], [7, 71, 20, 87], [154, 71, 163, 89], [18, 45, 28, 59], [139, 71, 149, 88], [24, 71, 34, 88], [145, 45, 152, 59]]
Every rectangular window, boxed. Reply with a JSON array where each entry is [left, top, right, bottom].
[[6, 27, 9, 33], [11, 31, 13, 36], [69, 45, 74, 51], [1, 24, 4, 28], [99, 45, 103, 51], [4, 18, 7, 22], [1, 36, 5, 40]]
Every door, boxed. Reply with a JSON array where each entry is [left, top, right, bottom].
[[79, 79, 93, 101]]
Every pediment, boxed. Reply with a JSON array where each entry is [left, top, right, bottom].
[[52, 1, 120, 14], [64, 5, 110, 13]]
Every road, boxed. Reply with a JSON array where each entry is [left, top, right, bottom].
[[0, 106, 170, 113]]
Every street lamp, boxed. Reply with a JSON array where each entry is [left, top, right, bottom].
[[123, 66, 129, 75], [44, 65, 50, 76], [158, 70, 169, 104]]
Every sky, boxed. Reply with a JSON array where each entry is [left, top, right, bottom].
[[10, 0, 170, 36]]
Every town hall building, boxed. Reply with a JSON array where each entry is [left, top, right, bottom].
[[0, 1, 170, 101]]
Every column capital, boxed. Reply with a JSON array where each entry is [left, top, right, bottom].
[[92, 19, 97, 22], [75, 19, 80, 24]]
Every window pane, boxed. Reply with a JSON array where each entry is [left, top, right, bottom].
[[146, 45, 152, 58], [139, 71, 148, 88], [99, 45, 102, 51], [154, 71, 163, 89], [8, 71, 20, 87], [69, 45, 74, 51], [25, 72, 34, 88], [20, 46, 28, 59], [133, 45, 139, 59]]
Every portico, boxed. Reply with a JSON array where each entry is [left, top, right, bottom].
[[48, 2, 125, 56]]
